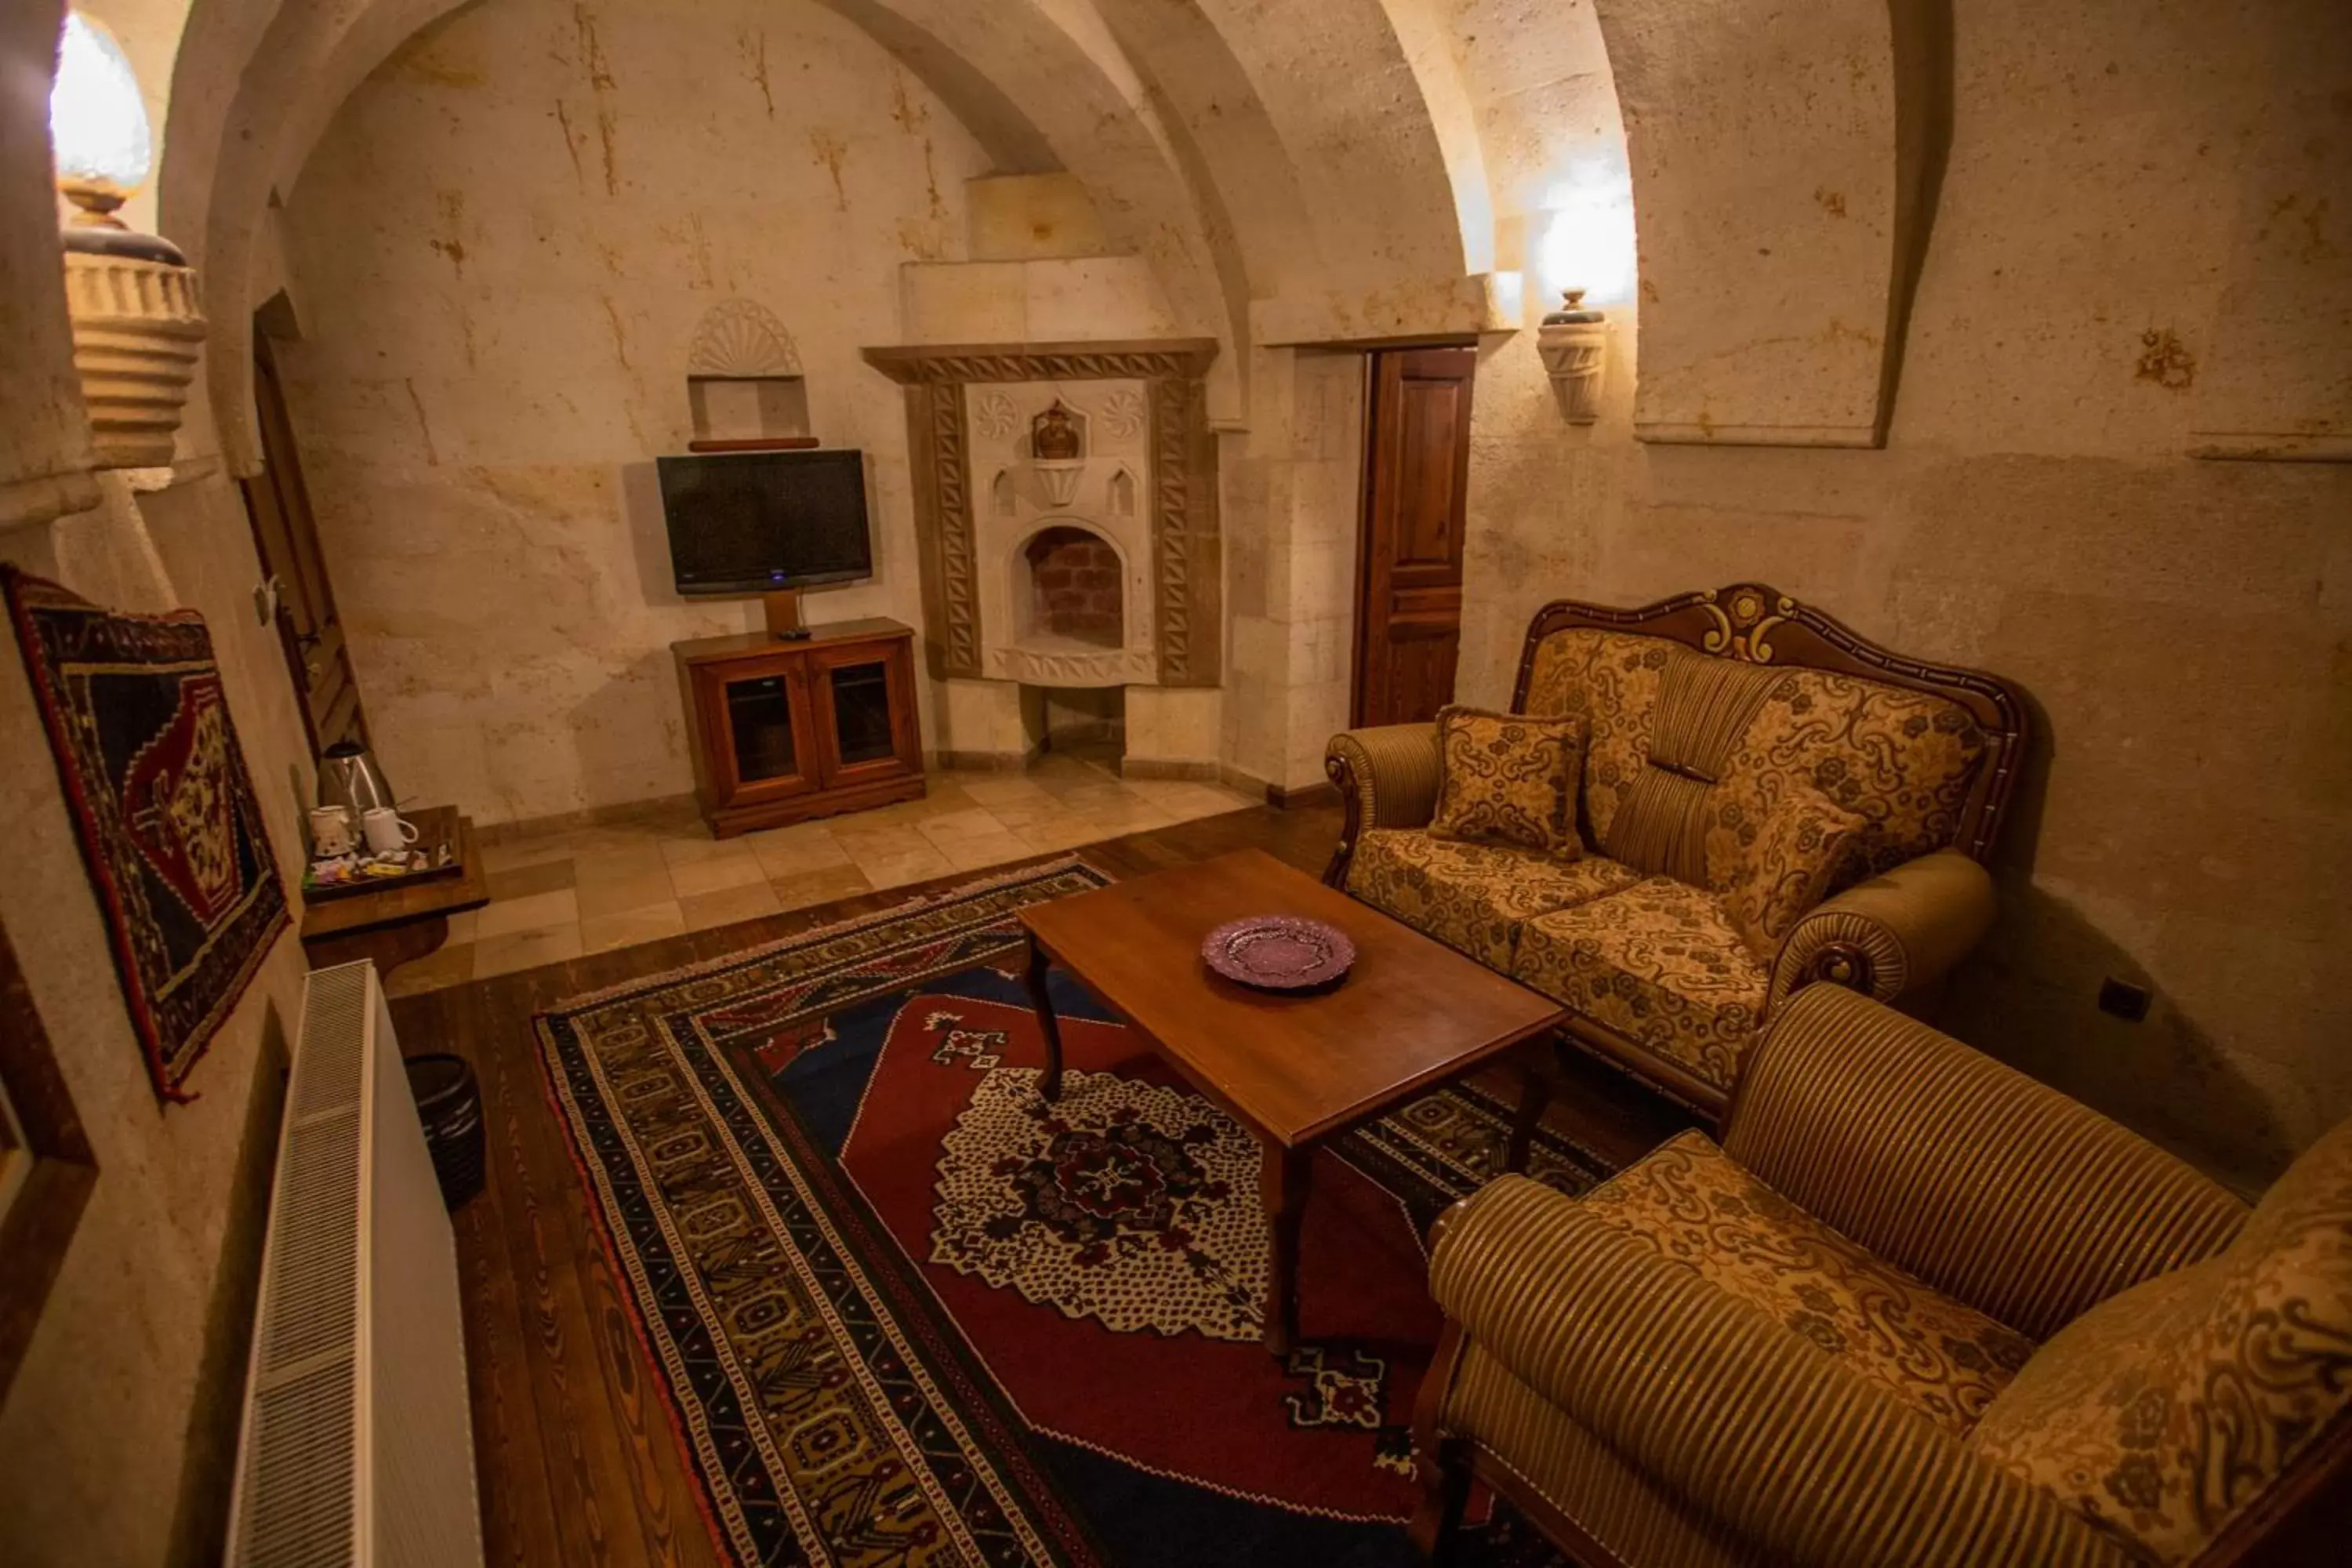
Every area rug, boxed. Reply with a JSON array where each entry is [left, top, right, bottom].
[[537, 858, 1603, 1566], [4, 566, 289, 1102]]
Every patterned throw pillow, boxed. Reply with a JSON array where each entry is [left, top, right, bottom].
[[1722, 786, 1868, 963], [1427, 705, 1585, 860]]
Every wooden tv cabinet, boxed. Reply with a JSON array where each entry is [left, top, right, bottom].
[[671, 618, 925, 837]]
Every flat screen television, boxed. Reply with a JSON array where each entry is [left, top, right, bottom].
[[655, 448, 873, 596]]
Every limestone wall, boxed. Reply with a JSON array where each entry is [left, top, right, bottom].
[[0, 21, 318, 1564], [271, 0, 994, 824], [1455, 0, 2352, 1187]]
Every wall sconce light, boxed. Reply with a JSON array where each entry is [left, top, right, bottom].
[[51, 11, 205, 470], [1537, 289, 1607, 424]]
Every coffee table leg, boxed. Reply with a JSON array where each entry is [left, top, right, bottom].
[[1024, 931, 1064, 1102], [1504, 1053, 1552, 1175], [1261, 1142, 1312, 1359]]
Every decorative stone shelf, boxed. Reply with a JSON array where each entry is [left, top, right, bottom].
[[685, 299, 810, 446]]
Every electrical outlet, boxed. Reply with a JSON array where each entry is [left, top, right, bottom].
[[2098, 978, 2151, 1022]]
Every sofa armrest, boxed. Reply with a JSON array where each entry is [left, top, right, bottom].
[[1322, 723, 1442, 886], [1722, 985, 2249, 1340], [1428, 1176, 2136, 1568], [1767, 848, 1995, 1013]]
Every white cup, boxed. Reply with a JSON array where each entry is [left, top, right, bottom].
[[309, 805, 355, 858], [361, 807, 419, 857]]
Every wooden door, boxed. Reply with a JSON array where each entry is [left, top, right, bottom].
[[240, 328, 370, 757], [1352, 345, 1475, 728], [807, 641, 922, 789], [692, 654, 822, 808]]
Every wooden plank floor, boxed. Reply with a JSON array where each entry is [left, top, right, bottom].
[[389, 801, 1687, 1566]]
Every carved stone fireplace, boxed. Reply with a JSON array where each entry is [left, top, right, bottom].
[[1022, 525, 1124, 649], [863, 340, 1221, 711]]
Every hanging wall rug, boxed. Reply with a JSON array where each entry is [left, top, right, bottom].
[[5, 568, 288, 1101]]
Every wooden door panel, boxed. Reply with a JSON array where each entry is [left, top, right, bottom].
[[1385, 636, 1460, 731], [241, 328, 372, 760], [1392, 379, 1467, 572], [1352, 346, 1476, 729]]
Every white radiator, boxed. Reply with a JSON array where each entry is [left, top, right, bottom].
[[226, 961, 485, 1568]]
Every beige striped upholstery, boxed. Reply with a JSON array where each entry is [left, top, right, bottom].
[[1415, 993, 2331, 1565], [1723, 987, 2248, 1341], [1766, 850, 1997, 1011], [1442, 1342, 1751, 1567], [1326, 722, 1443, 831], [1428, 1177, 2138, 1567], [1602, 655, 1780, 886]]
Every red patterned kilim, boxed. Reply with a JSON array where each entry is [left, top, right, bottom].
[[848, 992, 1438, 1519]]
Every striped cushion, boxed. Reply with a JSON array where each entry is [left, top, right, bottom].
[[1603, 655, 1781, 885], [1724, 986, 2248, 1341]]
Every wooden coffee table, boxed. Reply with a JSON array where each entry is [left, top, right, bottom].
[[1018, 848, 1567, 1356]]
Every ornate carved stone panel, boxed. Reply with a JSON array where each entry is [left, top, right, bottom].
[[866, 340, 1221, 689]]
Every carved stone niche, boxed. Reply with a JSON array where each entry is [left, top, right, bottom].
[[687, 299, 811, 445], [862, 339, 1222, 689]]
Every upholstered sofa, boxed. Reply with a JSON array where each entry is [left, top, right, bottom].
[[1411, 985, 2352, 1567], [1324, 584, 2027, 1120]]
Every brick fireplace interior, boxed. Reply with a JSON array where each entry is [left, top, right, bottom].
[[1023, 525, 1123, 649]]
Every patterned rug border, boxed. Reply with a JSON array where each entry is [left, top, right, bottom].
[[550, 852, 1102, 1014], [533, 855, 1122, 1568], [538, 968, 1106, 1566]]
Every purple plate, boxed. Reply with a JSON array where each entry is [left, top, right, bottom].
[[1200, 915, 1356, 992]]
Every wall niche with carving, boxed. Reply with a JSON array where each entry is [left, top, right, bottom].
[[685, 299, 812, 447]]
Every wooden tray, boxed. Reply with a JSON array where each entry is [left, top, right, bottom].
[[301, 804, 464, 902]]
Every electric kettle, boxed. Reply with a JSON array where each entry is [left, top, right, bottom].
[[318, 742, 397, 815]]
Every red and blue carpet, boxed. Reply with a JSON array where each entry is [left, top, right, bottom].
[[536, 858, 1599, 1566]]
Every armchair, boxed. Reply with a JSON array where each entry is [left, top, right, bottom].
[[1413, 985, 2352, 1566]]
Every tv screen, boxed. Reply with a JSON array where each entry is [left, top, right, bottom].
[[655, 449, 873, 595]]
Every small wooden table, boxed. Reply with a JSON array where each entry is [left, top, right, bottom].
[[1018, 848, 1567, 1356], [299, 808, 489, 975]]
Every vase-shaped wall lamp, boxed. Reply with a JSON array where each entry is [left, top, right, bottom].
[[1537, 289, 1607, 425], [51, 10, 205, 470]]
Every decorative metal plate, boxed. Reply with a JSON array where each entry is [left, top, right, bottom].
[[1200, 916, 1356, 992]]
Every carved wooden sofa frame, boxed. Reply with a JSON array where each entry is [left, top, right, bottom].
[[1323, 583, 2031, 1120]]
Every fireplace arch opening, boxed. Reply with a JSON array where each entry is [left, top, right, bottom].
[[1019, 524, 1124, 650]]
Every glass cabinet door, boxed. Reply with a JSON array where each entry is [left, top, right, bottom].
[[724, 671, 800, 785], [827, 661, 898, 768]]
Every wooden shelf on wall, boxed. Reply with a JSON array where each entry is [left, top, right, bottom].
[[685, 436, 822, 452]]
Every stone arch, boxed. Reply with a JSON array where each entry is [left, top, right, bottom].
[[1592, 0, 1918, 445], [165, 0, 1252, 470], [158, 0, 1523, 470]]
